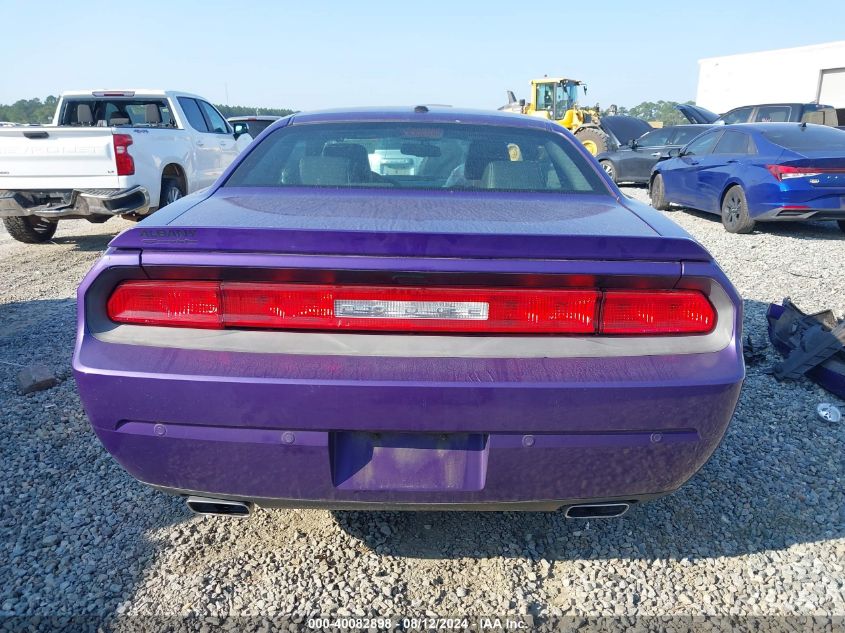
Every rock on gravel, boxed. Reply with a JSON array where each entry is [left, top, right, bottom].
[[15, 364, 58, 395], [1, 205, 844, 623]]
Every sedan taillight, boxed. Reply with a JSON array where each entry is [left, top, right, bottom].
[[765, 164, 845, 181], [106, 281, 716, 335]]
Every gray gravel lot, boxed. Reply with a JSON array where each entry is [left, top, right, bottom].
[[1, 192, 843, 623]]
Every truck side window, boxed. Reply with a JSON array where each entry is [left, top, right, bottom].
[[178, 97, 209, 133], [754, 106, 791, 122], [720, 107, 753, 125], [198, 101, 230, 134]]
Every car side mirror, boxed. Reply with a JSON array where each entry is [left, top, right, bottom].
[[232, 123, 248, 140], [629, 139, 638, 149], [667, 147, 681, 158]]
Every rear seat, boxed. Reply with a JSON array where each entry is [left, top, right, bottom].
[[299, 156, 352, 185], [322, 143, 372, 182], [481, 160, 545, 189], [75, 104, 94, 126]]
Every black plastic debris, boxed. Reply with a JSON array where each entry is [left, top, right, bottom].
[[767, 298, 845, 399], [742, 334, 768, 365]]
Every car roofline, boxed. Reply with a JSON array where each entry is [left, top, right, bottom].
[[285, 106, 557, 130]]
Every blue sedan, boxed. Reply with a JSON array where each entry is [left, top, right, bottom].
[[649, 123, 845, 233]]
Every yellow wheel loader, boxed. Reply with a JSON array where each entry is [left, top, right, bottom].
[[501, 77, 611, 155]]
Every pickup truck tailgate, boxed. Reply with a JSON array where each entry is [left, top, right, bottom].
[[0, 128, 121, 189]]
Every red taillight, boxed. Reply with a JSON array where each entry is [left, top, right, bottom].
[[108, 282, 599, 333], [113, 133, 135, 176], [106, 282, 716, 336], [107, 281, 221, 328], [600, 290, 716, 335], [765, 164, 845, 181]]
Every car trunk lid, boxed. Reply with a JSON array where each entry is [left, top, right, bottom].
[[111, 188, 712, 262]]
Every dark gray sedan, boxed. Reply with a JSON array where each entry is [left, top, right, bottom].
[[597, 125, 715, 184]]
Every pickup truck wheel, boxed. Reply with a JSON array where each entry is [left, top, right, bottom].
[[159, 178, 184, 208], [2, 216, 58, 244], [575, 127, 610, 155], [649, 174, 670, 210], [721, 186, 756, 234]]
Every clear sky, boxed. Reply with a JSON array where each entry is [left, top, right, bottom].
[[3, 0, 845, 111]]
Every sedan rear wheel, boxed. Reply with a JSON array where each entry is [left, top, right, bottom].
[[649, 174, 670, 210], [721, 185, 755, 234], [600, 160, 617, 184]]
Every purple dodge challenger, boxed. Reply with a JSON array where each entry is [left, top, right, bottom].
[[73, 107, 744, 518]]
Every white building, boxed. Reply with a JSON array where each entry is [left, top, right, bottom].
[[696, 41, 845, 114]]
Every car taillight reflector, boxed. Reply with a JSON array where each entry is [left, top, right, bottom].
[[106, 282, 716, 336], [600, 290, 716, 334], [113, 133, 135, 176]]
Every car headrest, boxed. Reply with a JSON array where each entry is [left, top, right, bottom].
[[76, 104, 93, 125], [323, 143, 371, 182], [144, 104, 162, 124], [299, 156, 352, 185], [464, 140, 510, 180], [481, 161, 545, 190]]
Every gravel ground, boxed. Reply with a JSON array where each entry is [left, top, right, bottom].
[[1, 196, 843, 626]]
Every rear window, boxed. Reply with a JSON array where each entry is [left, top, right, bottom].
[[762, 125, 845, 151], [60, 98, 174, 127], [224, 122, 608, 193]]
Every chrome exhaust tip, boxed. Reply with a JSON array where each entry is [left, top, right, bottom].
[[565, 503, 630, 519], [185, 496, 253, 518]]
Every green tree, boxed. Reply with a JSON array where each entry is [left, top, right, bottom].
[[602, 100, 696, 127], [214, 104, 295, 118]]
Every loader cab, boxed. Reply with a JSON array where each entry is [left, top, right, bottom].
[[533, 79, 582, 121]]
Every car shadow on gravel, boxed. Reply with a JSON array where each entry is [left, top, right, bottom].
[[333, 298, 845, 562], [49, 232, 119, 252], [667, 207, 844, 241]]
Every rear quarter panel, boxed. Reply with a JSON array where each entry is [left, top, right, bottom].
[[124, 127, 194, 206]]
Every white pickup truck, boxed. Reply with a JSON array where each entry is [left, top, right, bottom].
[[0, 89, 250, 243]]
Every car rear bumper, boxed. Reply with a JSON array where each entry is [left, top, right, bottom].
[[752, 190, 845, 222], [756, 206, 845, 221], [0, 186, 149, 218], [152, 484, 672, 512], [73, 252, 744, 510], [75, 329, 743, 510]]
